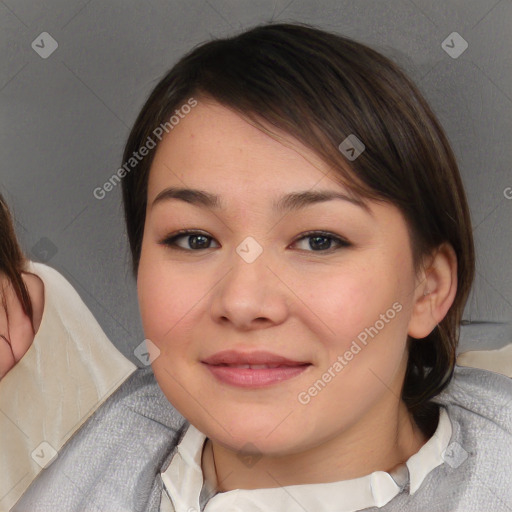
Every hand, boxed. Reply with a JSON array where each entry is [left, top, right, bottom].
[[0, 272, 44, 380]]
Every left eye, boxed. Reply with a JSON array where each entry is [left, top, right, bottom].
[[291, 231, 350, 252]]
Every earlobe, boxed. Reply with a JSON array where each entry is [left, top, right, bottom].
[[407, 243, 458, 339]]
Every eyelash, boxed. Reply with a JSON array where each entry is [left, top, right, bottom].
[[159, 229, 351, 253]]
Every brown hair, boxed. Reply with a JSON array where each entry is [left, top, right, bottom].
[[0, 193, 33, 324], [121, 22, 475, 435]]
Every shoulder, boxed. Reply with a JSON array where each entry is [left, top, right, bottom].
[[26, 261, 75, 300], [383, 367, 511, 511], [436, 364, 512, 431], [87, 365, 187, 431], [434, 365, 512, 450], [15, 367, 188, 512], [425, 366, 512, 510]]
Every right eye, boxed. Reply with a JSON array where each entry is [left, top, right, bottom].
[[160, 230, 220, 251]]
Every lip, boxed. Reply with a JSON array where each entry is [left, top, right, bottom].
[[202, 350, 308, 366], [201, 350, 311, 388]]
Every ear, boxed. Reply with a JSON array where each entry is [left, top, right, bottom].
[[407, 243, 458, 339]]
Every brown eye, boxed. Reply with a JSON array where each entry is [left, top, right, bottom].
[[161, 230, 220, 251], [292, 231, 351, 252]]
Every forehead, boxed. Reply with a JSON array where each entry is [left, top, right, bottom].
[[143, 101, 412, 247], [147, 100, 353, 199]]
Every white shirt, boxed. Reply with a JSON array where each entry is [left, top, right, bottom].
[[160, 407, 452, 512]]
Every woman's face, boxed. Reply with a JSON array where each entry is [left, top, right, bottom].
[[138, 100, 424, 455]]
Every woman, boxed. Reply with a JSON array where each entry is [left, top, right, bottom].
[[16, 22, 511, 511], [0, 193, 136, 511]]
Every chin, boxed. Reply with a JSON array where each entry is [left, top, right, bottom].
[[214, 429, 302, 456], [191, 408, 313, 456]]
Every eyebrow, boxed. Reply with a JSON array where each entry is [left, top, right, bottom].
[[151, 187, 371, 215]]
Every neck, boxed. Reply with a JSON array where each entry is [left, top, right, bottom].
[[202, 399, 429, 492]]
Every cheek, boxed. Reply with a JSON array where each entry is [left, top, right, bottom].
[[138, 257, 184, 340], [298, 263, 388, 346], [137, 254, 215, 352], [300, 258, 411, 385]]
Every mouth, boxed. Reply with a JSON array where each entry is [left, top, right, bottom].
[[201, 350, 311, 388], [212, 363, 300, 369]]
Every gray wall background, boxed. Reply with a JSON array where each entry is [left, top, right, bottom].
[[1, 0, 511, 365]]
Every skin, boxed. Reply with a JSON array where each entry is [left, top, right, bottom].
[[0, 271, 44, 380], [137, 99, 457, 491]]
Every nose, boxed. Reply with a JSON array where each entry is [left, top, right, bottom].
[[210, 243, 289, 331]]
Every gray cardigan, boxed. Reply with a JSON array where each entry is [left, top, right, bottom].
[[13, 366, 512, 512]]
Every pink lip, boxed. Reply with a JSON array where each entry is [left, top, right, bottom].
[[202, 350, 307, 366], [201, 350, 311, 388]]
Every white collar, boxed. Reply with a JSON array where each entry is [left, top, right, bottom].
[[161, 407, 452, 512]]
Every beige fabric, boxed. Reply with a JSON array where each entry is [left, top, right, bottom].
[[457, 343, 512, 378], [0, 262, 136, 511]]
